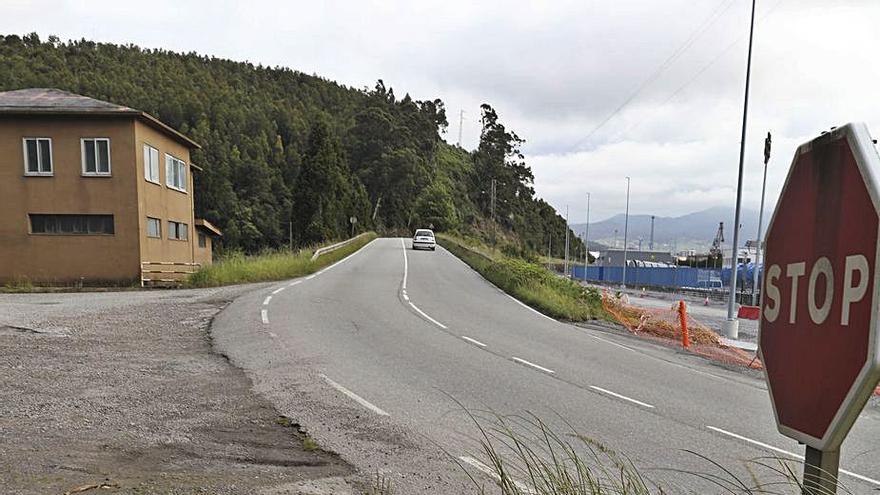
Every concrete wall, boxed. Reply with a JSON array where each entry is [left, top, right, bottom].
[[0, 115, 141, 283]]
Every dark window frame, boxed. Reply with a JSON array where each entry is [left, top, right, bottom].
[[29, 214, 115, 236]]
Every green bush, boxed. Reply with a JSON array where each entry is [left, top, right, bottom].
[[188, 233, 377, 287], [439, 235, 603, 321]]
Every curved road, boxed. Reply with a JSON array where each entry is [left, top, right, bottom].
[[213, 238, 880, 494]]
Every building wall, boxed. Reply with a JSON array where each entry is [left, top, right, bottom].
[[194, 232, 213, 267], [134, 121, 196, 267], [0, 115, 141, 283]]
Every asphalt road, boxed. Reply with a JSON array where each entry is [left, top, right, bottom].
[[213, 238, 880, 494]]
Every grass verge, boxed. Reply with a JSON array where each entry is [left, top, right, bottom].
[[461, 407, 852, 495], [437, 234, 604, 321], [187, 232, 377, 287]]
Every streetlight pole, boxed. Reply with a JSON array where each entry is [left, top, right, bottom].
[[584, 193, 591, 282], [622, 176, 631, 288], [751, 132, 771, 306], [724, 0, 757, 340], [564, 205, 570, 277]]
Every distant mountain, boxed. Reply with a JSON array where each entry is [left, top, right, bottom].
[[570, 206, 766, 253]]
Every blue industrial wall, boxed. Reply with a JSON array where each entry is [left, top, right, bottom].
[[570, 264, 761, 290]]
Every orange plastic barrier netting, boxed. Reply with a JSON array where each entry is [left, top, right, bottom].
[[602, 290, 762, 370]]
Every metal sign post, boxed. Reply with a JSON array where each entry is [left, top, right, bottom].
[[803, 447, 840, 495]]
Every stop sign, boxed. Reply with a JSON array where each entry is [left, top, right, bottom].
[[760, 122, 880, 451]]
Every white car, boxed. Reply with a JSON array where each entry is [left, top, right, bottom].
[[412, 229, 436, 251]]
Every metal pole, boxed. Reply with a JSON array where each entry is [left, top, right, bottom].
[[724, 0, 757, 340], [584, 193, 591, 281], [649, 215, 655, 251], [491, 178, 497, 248], [803, 446, 840, 495], [751, 135, 770, 306], [622, 176, 631, 287], [458, 110, 464, 146], [564, 205, 570, 277]]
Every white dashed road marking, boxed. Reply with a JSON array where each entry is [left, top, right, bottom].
[[511, 357, 555, 375], [408, 302, 448, 329], [272, 287, 285, 295], [461, 336, 487, 348], [706, 426, 880, 487], [263, 296, 272, 306], [459, 456, 533, 493], [261, 309, 269, 324], [589, 385, 655, 409], [320, 374, 389, 416]]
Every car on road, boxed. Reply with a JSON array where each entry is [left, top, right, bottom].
[[412, 229, 436, 251]]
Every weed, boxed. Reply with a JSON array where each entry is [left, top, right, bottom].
[[188, 233, 377, 287]]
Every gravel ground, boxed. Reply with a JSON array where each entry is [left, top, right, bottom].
[[0, 287, 355, 494]]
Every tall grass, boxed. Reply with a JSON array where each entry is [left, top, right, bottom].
[[187, 232, 376, 287], [438, 235, 604, 321], [460, 409, 853, 495]]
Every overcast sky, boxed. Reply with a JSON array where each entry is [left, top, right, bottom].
[[4, 0, 880, 223]]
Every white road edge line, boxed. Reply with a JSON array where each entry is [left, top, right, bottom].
[[288, 280, 302, 287], [459, 456, 533, 494], [408, 301, 448, 329], [403, 294, 410, 301], [320, 374, 389, 416], [461, 336, 487, 348], [400, 238, 409, 290], [305, 274, 316, 280], [261, 309, 269, 324], [706, 426, 880, 487], [512, 357, 555, 374], [272, 287, 285, 295], [589, 385, 655, 409], [263, 295, 272, 306]]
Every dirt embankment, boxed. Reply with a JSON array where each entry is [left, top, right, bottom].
[[0, 288, 352, 494]]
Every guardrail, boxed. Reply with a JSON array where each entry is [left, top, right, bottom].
[[310, 232, 371, 261], [140, 261, 201, 287]]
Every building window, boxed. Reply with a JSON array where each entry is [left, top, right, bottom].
[[165, 154, 187, 192], [146, 217, 162, 238], [29, 214, 114, 235], [198, 232, 207, 248], [144, 144, 160, 183], [23, 138, 53, 175], [168, 221, 188, 241], [81, 138, 111, 175]]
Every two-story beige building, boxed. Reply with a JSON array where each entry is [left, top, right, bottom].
[[0, 88, 220, 285]]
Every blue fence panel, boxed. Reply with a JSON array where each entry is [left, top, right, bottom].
[[571, 265, 735, 290]]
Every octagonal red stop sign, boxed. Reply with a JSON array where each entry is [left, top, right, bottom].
[[760, 123, 880, 451]]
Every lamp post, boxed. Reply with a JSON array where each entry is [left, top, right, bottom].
[[751, 132, 771, 306], [724, 0, 757, 340], [622, 176, 631, 288], [583, 192, 591, 282]]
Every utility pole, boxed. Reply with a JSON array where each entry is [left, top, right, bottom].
[[490, 178, 497, 248], [584, 192, 591, 282], [751, 131, 771, 306], [622, 176, 631, 288], [289, 220, 293, 251], [649, 215, 655, 251], [547, 234, 552, 270], [724, 0, 757, 340], [564, 205, 570, 277], [457, 110, 464, 146]]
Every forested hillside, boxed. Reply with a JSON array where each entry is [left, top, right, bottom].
[[0, 33, 583, 257]]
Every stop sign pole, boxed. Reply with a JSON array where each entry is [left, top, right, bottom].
[[759, 123, 880, 494]]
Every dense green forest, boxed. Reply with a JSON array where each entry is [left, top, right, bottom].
[[0, 33, 583, 257]]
